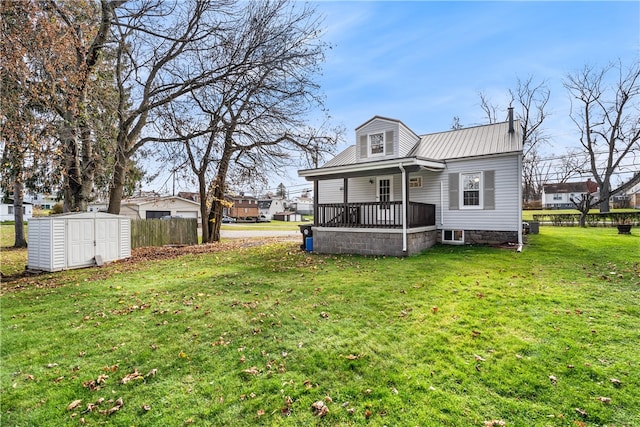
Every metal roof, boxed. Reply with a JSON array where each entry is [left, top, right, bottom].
[[301, 119, 522, 179], [322, 145, 357, 168], [410, 120, 522, 160]]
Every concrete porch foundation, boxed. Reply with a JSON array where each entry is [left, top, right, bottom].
[[312, 227, 437, 257]]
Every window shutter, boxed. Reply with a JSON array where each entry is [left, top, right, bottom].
[[449, 173, 459, 210], [484, 170, 495, 210], [360, 135, 368, 159], [385, 130, 394, 156]]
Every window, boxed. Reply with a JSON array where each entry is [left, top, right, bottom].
[[369, 133, 384, 156], [461, 172, 481, 207], [553, 194, 562, 200], [8, 206, 13, 214], [443, 229, 464, 244], [409, 176, 422, 188]]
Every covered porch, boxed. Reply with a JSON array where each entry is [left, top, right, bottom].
[[299, 157, 445, 256]]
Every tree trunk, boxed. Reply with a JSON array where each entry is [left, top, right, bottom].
[[599, 185, 611, 213], [13, 177, 27, 248], [207, 150, 232, 242], [198, 173, 210, 243], [107, 143, 128, 214]]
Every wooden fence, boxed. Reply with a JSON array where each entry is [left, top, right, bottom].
[[131, 218, 198, 249]]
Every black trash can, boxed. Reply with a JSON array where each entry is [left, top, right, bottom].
[[299, 224, 313, 250], [529, 221, 539, 234]]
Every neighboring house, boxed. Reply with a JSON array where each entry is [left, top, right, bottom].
[[225, 195, 260, 220], [298, 113, 523, 256], [627, 182, 640, 209], [94, 196, 201, 224], [0, 201, 33, 222], [542, 179, 598, 209], [291, 194, 313, 215], [25, 193, 59, 209], [258, 198, 285, 220], [178, 192, 200, 202]]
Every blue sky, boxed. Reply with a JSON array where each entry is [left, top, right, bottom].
[[151, 1, 640, 196]]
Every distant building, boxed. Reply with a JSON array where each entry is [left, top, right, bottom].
[[225, 194, 259, 220], [542, 179, 599, 209], [258, 198, 285, 220], [0, 200, 33, 222]]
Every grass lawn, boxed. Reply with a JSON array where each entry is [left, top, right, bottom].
[[1, 227, 639, 426]]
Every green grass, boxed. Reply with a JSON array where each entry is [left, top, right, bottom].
[[1, 227, 639, 426]]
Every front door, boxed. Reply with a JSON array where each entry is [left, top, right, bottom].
[[376, 176, 394, 223]]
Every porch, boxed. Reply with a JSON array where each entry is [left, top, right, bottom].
[[316, 201, 436, 228]]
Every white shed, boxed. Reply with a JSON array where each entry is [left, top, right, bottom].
[[27, 212, 131, 272]]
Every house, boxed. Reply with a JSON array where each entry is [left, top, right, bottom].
[[542, 179, 598, 209], [291, 193, 313, 215], [90, 196, 201, 224], [627, 182, 640, 209], [225, 194, 260, 220], [298, 112, 523, 256], [25, 193, 59, 210], [0, 201, 33, 222], [258, 198, 285, 220]]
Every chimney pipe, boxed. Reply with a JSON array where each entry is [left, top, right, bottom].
[[508, 107, 514, 134]]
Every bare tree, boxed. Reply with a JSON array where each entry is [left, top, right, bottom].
[[106, 0, 236, 214], [154, 0, 338, 242], [480, 77, 550, 202], [564, 60, 640, 212]]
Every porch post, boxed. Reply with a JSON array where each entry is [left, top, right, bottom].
[[400, 164, 408, 253], [343, 177, 348, 223], [313, 179, 318, 226]]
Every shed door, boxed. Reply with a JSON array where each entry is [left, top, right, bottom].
[[67, 219, 95, 267], [95, 218, 119, 262]]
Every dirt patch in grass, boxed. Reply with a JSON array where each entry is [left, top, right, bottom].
[[0, 237, 299, 293]]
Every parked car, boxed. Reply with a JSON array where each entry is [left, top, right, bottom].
[[257, 215, 270, 223], [222, 215, 236, 223]]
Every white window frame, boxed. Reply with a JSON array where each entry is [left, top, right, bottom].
[[368, 132, 385, 157], [409, 176, 422, 188], [442, 229, 464, 244], [460, 172, 483, 209]]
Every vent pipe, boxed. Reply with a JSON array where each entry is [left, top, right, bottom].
[[508, 107, 515, 134]]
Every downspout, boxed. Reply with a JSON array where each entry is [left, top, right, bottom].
[[440, 181, 444, 226], [399, 163, 407, 253], [517, 152, 523, 252]]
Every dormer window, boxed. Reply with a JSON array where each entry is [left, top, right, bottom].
[[369, 133, 385, 156]]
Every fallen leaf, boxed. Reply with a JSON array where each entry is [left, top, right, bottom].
[[311, 400, 328, 417], [142, 404, 151, 411], [242, 367, 259, 375], [345, 354, 362, 360], [484, 421, 506, 427], [597, 396, 611, 404], [107, 397, 124, 415], [549, 375, 557, 385], [256, 409, 265, 417], [67, 400, 83, 411], [431, 306, 438, 314], [474, 354, 486, 362], [610, 378, 622, 387], [575, 407, 587, 417]]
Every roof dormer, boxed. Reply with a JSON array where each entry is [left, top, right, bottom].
[[355, 116, 420, 162]]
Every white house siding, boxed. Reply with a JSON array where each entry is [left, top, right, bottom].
[[317, 179, 343, 204], [398, 123, 420, 157], [441, 155, 521, 232], [356, 120, 399, 161], [407, 170, 444, 223]]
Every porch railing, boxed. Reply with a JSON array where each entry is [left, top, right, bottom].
[[316, 202, 435, 228]]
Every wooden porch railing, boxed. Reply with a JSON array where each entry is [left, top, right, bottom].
[[316, 202, 435, 228]]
